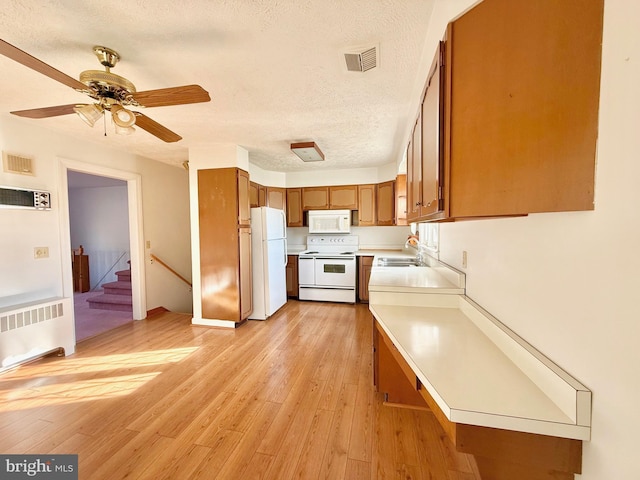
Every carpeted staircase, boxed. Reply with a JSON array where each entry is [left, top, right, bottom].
[[86, 268, 133, 312]]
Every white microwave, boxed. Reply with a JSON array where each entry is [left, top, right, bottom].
[[308, 209, 351, 234]]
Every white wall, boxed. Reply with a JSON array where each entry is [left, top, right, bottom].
[[138, 161, 192, 314], [419, 0, 639, 478], [69, 185, 130, 288], [285, 165, 396, 187]]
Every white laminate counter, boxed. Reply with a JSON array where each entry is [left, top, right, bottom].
[[368, 257, 591, 441], [368, 254, 465, 296]]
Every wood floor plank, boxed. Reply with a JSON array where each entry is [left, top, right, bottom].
[[155, 444, 214, 480], [210, 401, 281, 480], [345, 458, 372, 480], [348, 368, 375, 462], [290, 408, 335, 479], [74, 428, 140, 474], [88, 431, 174, 480], [257, 378, 325, 456], [0, 302, 480, 480], [236, 452, 275, 480], [371, 396, 400, 479], [318, 382, 358, 479], [393, 407, 422, 467], [413, 411, 452, 480], [189, 429, 244, 476], [260, 380, 326, 479]]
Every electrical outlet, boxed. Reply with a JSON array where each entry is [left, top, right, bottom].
[[462, 250, 468, 268], [146, 240, 151, 249], [34, 247, 49, 259]]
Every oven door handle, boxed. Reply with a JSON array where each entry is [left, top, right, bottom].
[[314, 256, 353, 261]]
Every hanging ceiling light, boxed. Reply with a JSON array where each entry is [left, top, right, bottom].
[[73, 104, 104, 127]]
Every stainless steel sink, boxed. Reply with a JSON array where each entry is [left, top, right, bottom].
[[376, 257, 423, 267]]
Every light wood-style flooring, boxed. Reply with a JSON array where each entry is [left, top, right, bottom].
[[0, 300, 480, 480]]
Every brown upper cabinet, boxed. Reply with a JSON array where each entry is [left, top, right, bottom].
[[407, 113, 422, 222], [357, 184, 376, 226], [376, 181, 395, 226], [286, 188, 303, 227], [407, 0, 603, 222], [237, 169, 251, 226], [302, 186, 329, 210], [266, 186, 286, 211], [302, 185, 359, 211], [249, 182, 259, 208], [249, 182, 267, 208], [395, 174, 408, 226], [329, 185, 358, 210]]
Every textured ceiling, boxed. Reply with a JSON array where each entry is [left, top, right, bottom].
[[0, 0, 436, 172]]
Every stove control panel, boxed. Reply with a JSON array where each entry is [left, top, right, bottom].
[[306, 235, 359, 248]]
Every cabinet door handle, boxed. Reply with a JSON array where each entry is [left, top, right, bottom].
[[426, 199, 436, 207], [415, 201, 422, 206]]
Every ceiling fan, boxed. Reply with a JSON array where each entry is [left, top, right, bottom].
[[0, 39, 211, 143]]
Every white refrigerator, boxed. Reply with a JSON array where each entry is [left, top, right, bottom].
[[249, 206, 288, 320]]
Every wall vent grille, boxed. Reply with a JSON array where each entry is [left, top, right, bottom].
[[3, 152, 34, 175], [344, 46, 378, 72], [0, 302, 64, 333]]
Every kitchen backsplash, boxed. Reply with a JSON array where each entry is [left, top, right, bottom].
[[286, 225, 411, 250]]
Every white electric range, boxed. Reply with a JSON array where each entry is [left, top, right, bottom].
[[298, 235, 359, 303]]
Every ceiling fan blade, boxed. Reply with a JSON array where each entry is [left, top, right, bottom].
[[132, 85, 211, 108], [134, 113, 182, 143], [0, 39, 89, 91], [11, 104, 81, 119]]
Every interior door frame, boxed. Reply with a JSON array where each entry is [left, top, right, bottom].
[[57, 157, 147, 322]]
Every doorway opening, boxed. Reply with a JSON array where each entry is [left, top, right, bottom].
[[58, 158, 147, 345], [68, 171, 133, 341]]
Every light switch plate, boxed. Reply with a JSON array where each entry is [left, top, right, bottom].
[[34, 247, 49, 259]]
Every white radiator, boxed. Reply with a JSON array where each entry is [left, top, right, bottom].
[[0, 297, 75, 369]]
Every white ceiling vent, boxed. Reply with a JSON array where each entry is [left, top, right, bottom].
[[344, 45, 378, 72], [3, 152, 34, 176]]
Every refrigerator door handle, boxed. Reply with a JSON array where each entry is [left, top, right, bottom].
[[284, 238, 288, 266]]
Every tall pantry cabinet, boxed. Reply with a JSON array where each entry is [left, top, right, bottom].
[[198, 167, 252, 324]]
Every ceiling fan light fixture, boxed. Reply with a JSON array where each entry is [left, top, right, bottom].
[[291, 142, 325, 162], [111, 105, 136, 128], [73, 103, 103, 127]]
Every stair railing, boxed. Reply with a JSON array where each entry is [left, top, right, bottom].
[[91, 251, 129, 291], [150, 253, 192, 290]]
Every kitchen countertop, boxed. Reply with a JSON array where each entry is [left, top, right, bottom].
[[368, 256, 591, 441], [368, 253, 465, 295]]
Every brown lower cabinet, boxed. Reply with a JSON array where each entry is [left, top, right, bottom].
[[358, 256, 374, 302], [372, 318, 583, 480], [285, 255, 298, 297]]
